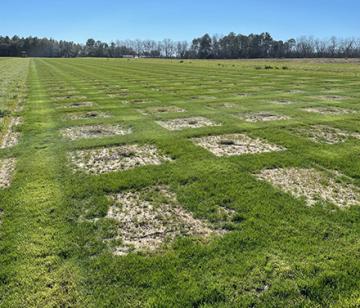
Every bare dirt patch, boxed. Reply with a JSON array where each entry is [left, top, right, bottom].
[[157, 117, 220, 131], [240, 112, 290, 122], [65, 111, 110, 120], [0, 158, 16, 188], [61, 124, 131, 141], [192, 133, 285, 156], [256, 168, 360, 207], [295, 125, 360, 144], [302, 106, 356, 115], [139, 106, 186, 115], [60, 102, 94, 109], [69, 144, 172, 174], [107, 186, 216, 255]]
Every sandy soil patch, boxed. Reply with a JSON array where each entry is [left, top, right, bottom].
[[69, 144, 172, 174], [295, 125, 360, 144], [61, 124, 131, 141], [157, 117, 220, 131], [61, 102, 94, 109], [192, 133, 284, 156], [107, 186, 215, 255], [256, 168, 360, 207], [240, 112, 290, 122], [0, 117, 22, 149], [65, 111, 110, 120], [0, 158, 16, 188], [302, 106, 356, 115], [139, 106, 186, 115]]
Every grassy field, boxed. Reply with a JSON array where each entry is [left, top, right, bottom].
[[0, 57, 360, 307]]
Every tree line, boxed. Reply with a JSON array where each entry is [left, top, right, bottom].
[[1, 33, 360, 58]]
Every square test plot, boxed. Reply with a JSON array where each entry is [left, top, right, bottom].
[[239, 112, 290, 122], [0, 158, 16, 188], [192, 133, 285, 157], [302, 107, 356, 115], [107, 186, 216, 255], [138, 106, 186, 115], [61, 124, 132, 141], [294, 125, 360, 144], [156, 117, 220, 131], [256, 168, 360, 207], [69, 144, 172, 174], [65, 111, 111, 120]]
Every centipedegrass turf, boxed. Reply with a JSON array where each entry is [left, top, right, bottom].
[[0, 57, 360, 307]]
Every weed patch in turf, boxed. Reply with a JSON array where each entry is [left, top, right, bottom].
[[139, 106, 186, 115], [0, 158, 16, 188], [61, 124, 131, 141], [302, 106, 356, 115], [239, 112, 290, 122], [192, 133, 284, 156], [65, 111, 110, 120], [106, 186, 216, 255], [295, 125, 360, 144], [69, 144, 172, 174], [156, 117, 220, 131], [256, 168, 360, 207]]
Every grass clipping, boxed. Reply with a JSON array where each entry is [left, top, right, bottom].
[[107, 186, 216, 255]]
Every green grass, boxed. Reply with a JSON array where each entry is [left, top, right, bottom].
[[1, 57, 360, 307]]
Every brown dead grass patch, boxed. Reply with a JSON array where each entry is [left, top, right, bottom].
[[256, 168, 360, 207], [0, 158, 16, 188], [61, 124, 131, 141], [61, 102, 94, 109], [65, 111, 110, 120], [139, 106, 186, 115], [107, 186, 216, 255], [295, 125, 360, 144], [192, 134, 285, 156], [69, 144, 172, 174], [302, 106, 356, 115], [157, 117, 220, 131], [240, 112, 290, 122]]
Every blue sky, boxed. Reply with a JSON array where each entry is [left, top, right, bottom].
[[1, 0, 359, 42]]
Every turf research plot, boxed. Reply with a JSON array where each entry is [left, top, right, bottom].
[[302, 107, 356, 115], [0, 158, 16, 188], [239, 112, 290, 122], [69, 144, 172, 174], [61, 124, 131, 141], [107, 186, 216, 255], [65, 111, 110, 120], [156, 116, 220, 131], [294, 125, 360, 144], [256, 168, 360, 207], [192, 133, 284, 156], [138, 106, 186, 115]]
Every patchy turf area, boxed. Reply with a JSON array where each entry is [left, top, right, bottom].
[[1, 58, 360, 306]]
